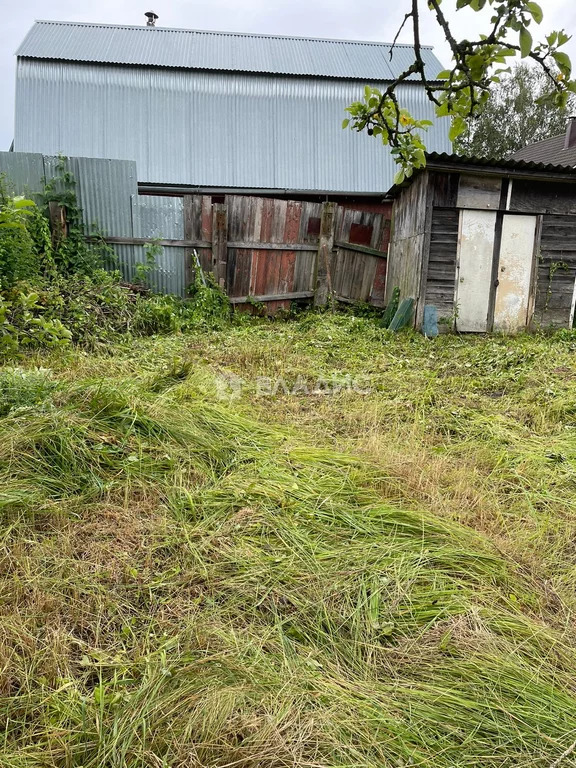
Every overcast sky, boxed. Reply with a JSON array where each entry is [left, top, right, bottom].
[[1, 0, 576, 150]]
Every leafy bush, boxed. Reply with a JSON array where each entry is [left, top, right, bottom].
[[0, 270, 231, 359], [0, 163, 231, 360], [43, 156, 114, 276], [0, 194, 42, 287]]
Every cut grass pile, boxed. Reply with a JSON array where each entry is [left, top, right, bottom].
[[2, 315, 576, 766]]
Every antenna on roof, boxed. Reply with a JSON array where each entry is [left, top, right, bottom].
[[145, 11, 158, 26]]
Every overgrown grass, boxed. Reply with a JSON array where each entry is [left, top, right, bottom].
[[3, 313, 576, 766]]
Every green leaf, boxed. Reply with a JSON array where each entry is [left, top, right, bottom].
[[526, 1, 543, 24], [364, 85, 372, 101], [552, 51, 572, 77], [393, 169, 405, 186], [436, 69, 451, 79], [519, 26, 533, 58], [342, 119, 350, 129], [449, 116, 467, 143]]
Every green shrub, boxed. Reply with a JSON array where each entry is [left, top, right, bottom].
[[0, 194, 42, 286]]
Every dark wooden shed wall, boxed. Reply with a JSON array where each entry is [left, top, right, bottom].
[[390, 168, 576, 330]]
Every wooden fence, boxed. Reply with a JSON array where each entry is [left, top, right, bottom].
[[103, 194, 391, 311]]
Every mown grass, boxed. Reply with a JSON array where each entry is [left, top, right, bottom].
[[3, 313, 576, 766]]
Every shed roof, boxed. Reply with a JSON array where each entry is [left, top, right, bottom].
[[511, 133, 576, 167], [386, 151, 576, 197], [16, 20, 445, 81]]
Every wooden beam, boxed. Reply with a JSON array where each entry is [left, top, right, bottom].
[[48, 201, 67, 248], [230, 291, 314, 304], [212, 203, 228, 288], [314, 202, 336, 307], [183, 195, 195, 296], [91, 236, 212, 248], [333, 241, 388, 258], [229, 241, 317, 251], [93, 237, 317, 251]]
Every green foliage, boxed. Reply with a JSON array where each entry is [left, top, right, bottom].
[[134, 239, 163, 286], [345, 0, 576, 174], [0, 287, 73, 356], [0, 163, 232, 361], [0, 189, 43, 287], [187, 269, 231, 328], [43, 155, 115, 276], [0, 269, 232, 360], [455, 63, 575, 157]]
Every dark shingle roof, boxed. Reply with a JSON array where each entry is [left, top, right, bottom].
[[511, 133, 576, 166]]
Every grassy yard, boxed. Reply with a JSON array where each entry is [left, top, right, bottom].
[[3, 312, 576, 766]]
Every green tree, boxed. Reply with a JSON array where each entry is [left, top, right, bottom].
[[344, 0, 576, 183], [455, 63, 574, 157]]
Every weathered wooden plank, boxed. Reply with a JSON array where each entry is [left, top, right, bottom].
[[424, 207, 459, 313], [370, 258, 387, 306], [225, 241, 318, 251], [314, 202, 336, 306], [201, 196, 212, 241], [511, 180, 576, 215], [97, 236, 212, 247], [293, 251, 317, 292], [279, 200, 301, 295], [183, 195, 195, 295], [230, 290, 314, 303], [333, 241, 388, 258], [457, 174, 502, 209], [230, 249, 252, 297], [212, 204, 228, 287], [359, 255, 379, 302]]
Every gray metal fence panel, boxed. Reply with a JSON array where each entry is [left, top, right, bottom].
[[0, 151, 45, 198], [132, 195, 187, 296]]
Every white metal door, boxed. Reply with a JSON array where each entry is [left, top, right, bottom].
[[456, 210, 497, 332], [493, 215, 537, 333]]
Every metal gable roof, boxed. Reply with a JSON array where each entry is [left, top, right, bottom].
[[16, 20, 445, 80]]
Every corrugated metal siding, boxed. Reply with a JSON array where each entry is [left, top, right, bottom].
[[42, 155, 139, 285], [0, 150, 140, 288], [14, 60, 452, 192], [132, 195, 187, 296], [0, 152, 45, 197], [17, 20, 444, 80]]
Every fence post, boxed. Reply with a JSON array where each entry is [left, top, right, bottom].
[[183, 195, 195, 296], [48, 201, 67, 249], [314, 202, 336, 306], [212, 203, 228, 290]]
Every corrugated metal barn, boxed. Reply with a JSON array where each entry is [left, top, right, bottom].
[[386, 152, 576, 332], [13, 19, 450, 194]]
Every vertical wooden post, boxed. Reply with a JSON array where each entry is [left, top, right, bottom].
[[212, 203, 228, 290], [183, 195, 195, 296], [48, 201, 67, 249], [314, 202, 336, 306]]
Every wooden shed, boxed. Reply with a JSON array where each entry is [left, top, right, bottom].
[[386, 153, 576, 332]]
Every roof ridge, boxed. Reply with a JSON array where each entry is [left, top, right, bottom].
[[31, 19, 435, 49]]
